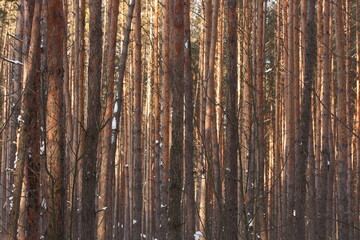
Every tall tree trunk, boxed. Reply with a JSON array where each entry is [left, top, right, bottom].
[[7, 1, 41, 238], [204, 0, 220, 237], [294, 0, 316, 238], [71, 0, 86, 237], [61, 3, 73, 238], [318, 0, 331, 238], [81, 0, 102, 237], [110, 1, 136, 236], [153, 0, 162, 238], [4, 0, 23, 235], [132, 0, 143, 238], [183, 0, 195, 238], [160, 0, 170, 237], [254, 0, 266, 237], [45, 0, 66, 238], [224, 0, 238, 238], [285, 0, 297, 237], [97, 0, 119, 238], [356, 2, 360, 239], [334, 0, 349, 238], [168, 0, 184, 238]]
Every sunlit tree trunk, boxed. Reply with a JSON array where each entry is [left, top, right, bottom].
[[44, 0, 66, 238], [355, 2, 360, 239], [241, 1, 252, 238], [204, 0, 221, 237]]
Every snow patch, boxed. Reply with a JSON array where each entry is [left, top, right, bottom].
[[112, 117, 117, 130], [194, 231, 203, 240], [185, 41, 189, 49], [3, 57, 23, 65], [40, 141, 45, 154], [17, 115, 24, 123], [113, 102, 118, 114], [249, 218, 254, 227], [41, 198, 47, 209]]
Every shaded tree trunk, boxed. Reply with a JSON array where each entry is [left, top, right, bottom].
[[183, 0, 195, 238], [317, 0, 331, 238], [294, 0, 316, 238], [168, 0, 184, 239], [224, 0, 238, 238], [97, 0, 120, 238], [132, 0, 143, 238], [334, 0, 349, 238], [81, 0, 103, 237], [160, 0, 170, 237], [7, 1, 41, 238]]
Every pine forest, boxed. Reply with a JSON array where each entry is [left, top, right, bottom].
[[0, 0, 359, 239]]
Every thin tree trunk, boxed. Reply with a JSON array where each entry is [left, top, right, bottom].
[[132, 0, 143, 238], [317, 0, 331, 237], [160, 0, 170, 237], [5, 0, 23, 235]]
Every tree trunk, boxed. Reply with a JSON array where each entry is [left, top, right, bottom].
[[183, 0, 195, 238], [97, 0, 119, 238], [224, 0, 238, 238], [160, 0, 170, 237], [45, 0, 66, 238], [7, 1, 41, 238], [132, 0, 143, 238], [334, 0, 349, 238], [318, 0, 331, 238], [294, 0, 316, 238], [81, 0, 103, 237], [168, 0, 184, 239]]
